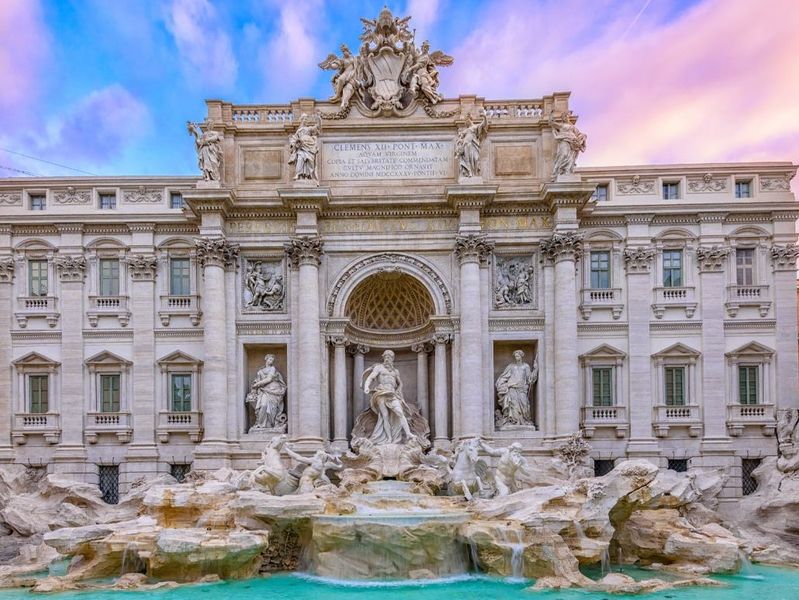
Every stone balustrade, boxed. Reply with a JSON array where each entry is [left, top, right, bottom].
[[158, 294, 202, 326], [85, 412, 133, 444], [580, 405, 628, 439], [726, 403, 776, 437], [157, 411, 203, 443], [652, 286, 697, 318], [653, 404, 702, 438], [12, 413, 61, 445]]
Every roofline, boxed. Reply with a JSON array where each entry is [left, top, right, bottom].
[[577, 161, 796, 173], [0, 175, 199, 186]]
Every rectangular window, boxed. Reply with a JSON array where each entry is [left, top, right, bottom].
[[592, 184, 608, 202], [662, 182, 680, 200], [668, 458, 689, 473], [99, 259, 120, 296], [28, 260, 48, 296], [593, 459, 614, 477], [170, 463, 191, 483], [29, 194, 46, 210], [738, 365, 759, 405], [664, 366, 686, 406], [98, 465, 119, 504], [98, 193, 116, 209], [171, 374, 192, 412], [662, 250, 683, 287], [735, 180, 752, 198], [742, 458, 761, 496], [170, 192, 184, 209], [591, 367, 613, 406], [169, 258, 191, 296], [589, 251, 611, 289], [100, 374, 121, 412], [28, 375, 48, 413], [736, 248, 755, 286]]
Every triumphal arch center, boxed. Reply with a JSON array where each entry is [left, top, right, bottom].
[[0, 9, 797, 506]]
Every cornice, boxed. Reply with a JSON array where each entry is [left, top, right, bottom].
[[11, 330, 62, 341], [488, 317, 545, 331], [235, 321, 292, 336], [649, 321, 703, 332], [82, 329, 134, 339], [577, 322, 629, 333], [723, 320, 776, 331], [154, 328, 205, 338], [278, 187, 330, 213], [446, 184, 497, 210]]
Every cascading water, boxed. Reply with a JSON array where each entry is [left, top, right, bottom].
[[600, 547, 611, 576]]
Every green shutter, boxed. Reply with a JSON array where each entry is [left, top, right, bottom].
[[739, 366, 758, 405], [29, 375, 48, 413], [171, 374, 192, 412], [101, 374, 120, 412], [170, 258, 191, 296], [100, 259, 120, 296], [28, 260, 48, 296], [665, 367, 685, 406], [592, 368, 612, 407]]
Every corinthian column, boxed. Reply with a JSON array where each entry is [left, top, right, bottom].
[[432, 333, 451, 447], [194, 237, 238, 467], [454, 234, 494, 439], [348, 344, 369, 418], [285, 236, 324, 445], [330, 335, 348, 447], [541, 232, 582, 437], [0, 257, 14, 460]]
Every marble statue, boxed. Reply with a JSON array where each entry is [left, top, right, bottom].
[[283, 444, 343, 494], [244, 261, 284, 311], [494, 256, 534, 307], [549, 111, 587, 177], [557, 432, 592, 480], [318, 44, 361, 109], [455, 111, 488, 178], [495, 350, 538, 428], [288, 113, 321, 181], [403, 40, 452, 105], [186, 120, 223, 181], [478, 440, 532, 496], [246, 355, 287, 432], [251, 435, 299, 495], [360, 350, 415, 444], [776, 409, 799, 473], [448, 438, 491, 500], [339, 437, 383, 491]]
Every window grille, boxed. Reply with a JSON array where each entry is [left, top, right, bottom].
[[735, 180, 752, 198], [662, 182, 679, 200], [30, 195, 46, 210], [99, 193, 116, 209], [668, 459, 688, 473], [593, 459, 614, 477], [170, 463, 191, 483], [98, 465, 119, 504], [742, 458, 761, 496], [170, 192, 184, 209]]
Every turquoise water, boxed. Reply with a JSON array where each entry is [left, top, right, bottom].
[[1, 566, 798, 599]]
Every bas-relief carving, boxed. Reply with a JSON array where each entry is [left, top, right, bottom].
[[617, 175, 656, 195], [123, 186, 161, 204], [187, 120, 223, 182], [549, 111, 586, 177], [495, 350, 538, 429], [770, 243, 799, 270], [0, 192, 22, 206], [127, 254, 158, 281], [455, 111, 488, 179], [623, 246, 656, 273], [687, 173, 727, 193], [288, 113, 321, 182], [53, 255, 87, 281], [0, 256, 15, 282], [53, 187, 91, 205], [494, 255, 535, 308], [246, 354, 287, 432], [243, 260, 285, 311], [760, 175, 792, 192], [696, 245, 731, 272]]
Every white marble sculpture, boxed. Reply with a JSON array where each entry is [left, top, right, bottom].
[[319, 44, 361, 109], [478, 440, 532, 496], [549, 111, 587, 177], [283, 444, 343, 494], [360, 350, 415, 444], [494, 256, 534, 307], [495, 350, 538, 428], [288, 113, 321, 181], [187, 120, 223, 182], [251, 435, 298, 495], [244, 261, 284, 311], [448, 438, 491, 500], [455, 111, 488, 178], [777, 409, 799, 473], [246, 355, 287, 432]]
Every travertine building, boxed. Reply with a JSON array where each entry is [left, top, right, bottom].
[[0, 10, 797, 508]]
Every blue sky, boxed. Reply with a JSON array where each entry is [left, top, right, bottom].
[[1, 0, 796, 180]]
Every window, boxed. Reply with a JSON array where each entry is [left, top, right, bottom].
[[100, 374, 121, 412], [589, 251, 610, 289], [668, 459, 688, 473], [98, 193, 116, 209], [735, 180, 752, 198], [28, 260, 48, 296], [738, 365, 759, 405], [99, 259, 120, 296], [28, 375, 49, 413], [662, 250, 683, 287], [591, 367, 613, 406], [170, 192, 184, 209], [171, 374, 192, 412], [30, 194, 46, 210], [170, 463, 191, 483], [591, 184, 608, 202], [662, 182, 680, 200], [593, 459, 614, 477], [169, 258, 191, 296], [736, 248, 754, 286], [664, 366, 685, 406], [98, 465, 119, 504], [742, 458, 761, 496]]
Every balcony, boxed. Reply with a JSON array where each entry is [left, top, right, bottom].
[[87, 295, 130, 327], [653, 404, 702, 437], [581, 405, 628, 438], [726, 403, 776, 437], [725, 285, 771, 318], [85, 412, 133, 444], [15, 296, 59, 328], [652, 286, 697, 319], [579, 288, 623, 320], [157, 411, 203, 443], [158, 295, 202, 326], [11, 413, 61, 445]]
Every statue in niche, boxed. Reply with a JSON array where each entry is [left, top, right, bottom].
[[549, 110, 587, 177], [283, 444, 343, 494], [455, 110, 488, 178], [318, 44, 362, 109], [288, 113, 321, 181], [494, 257, 534, 307], [495, 350, 538, 429], [186, 120, 223, 181], [244, 261, 285, 311], [478, 440, 533, 496], [246, 354, 287, 432], [351, 349, 430, 446]]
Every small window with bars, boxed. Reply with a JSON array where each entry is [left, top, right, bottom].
[[98, 465, 119, 504], [662, 182, 680, 200], [28, 260, 48, 296], [742, 458, 761, 496], [99, 259, 120, 296], [30, 194, 46, 210], [171, 374, 192, 412], [738, 365, 759, 405], [664, 366, 686, 406], [591, 367, 613, 407], [662, 250, 683, 287], [736, 248, 755, 286], [100, 374, 121, 412], [591, 184, 609, 202], [589, 251, 610, 289], [98, 193, 117, 209], [668, 458, 689, 473], [593, 459, 615, 477], [170, 192, 184, 209], [169, 258, 191, 296], [735, 180, 752, 199], [28, 375, 49, 413], [170, 463, 191, 483]]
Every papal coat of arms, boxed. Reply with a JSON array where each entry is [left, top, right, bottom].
[[318, 8, 453, 117]]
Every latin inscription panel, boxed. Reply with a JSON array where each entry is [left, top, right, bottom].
[[322, 140, 453, 181]]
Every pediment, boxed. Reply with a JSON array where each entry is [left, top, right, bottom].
[[726, 341, 774, 358], [12, 351, 60, 367], [652, 342, 700, 359], [580, 344, 626, 361], [156, 350, 203, 366], [84, 350, 132, 366]]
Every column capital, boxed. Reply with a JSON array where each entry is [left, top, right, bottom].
[[194, 237, 240, 269], [53, 254, 87, 282], [696, 245, 730, 273], [347, 344, 370, 356], [0, 257, 14, 283], [328, 335, 348, 347], [411, 342, 434, 354], [433, 332, 452, 345], [127, 254, 158, 281], [454, 233, 494, 265], [770, 243, 799, 272], [540, 231, 583, 263], [285, 235, 324, 268], [623, 246, 656, 274]]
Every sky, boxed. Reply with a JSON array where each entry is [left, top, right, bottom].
[[0, 0, 797, 186]]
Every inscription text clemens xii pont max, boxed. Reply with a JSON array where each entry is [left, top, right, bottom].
[[322, 140, 454, 181]]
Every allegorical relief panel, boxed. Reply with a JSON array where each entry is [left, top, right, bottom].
[[494, 255, 536, 309], [243, 259, 285, 312]]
